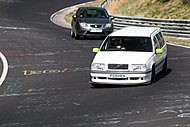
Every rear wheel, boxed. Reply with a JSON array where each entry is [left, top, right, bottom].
[[151, 65, 156, 83]]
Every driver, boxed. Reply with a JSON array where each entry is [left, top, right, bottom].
[[113, 39, 126, 50]]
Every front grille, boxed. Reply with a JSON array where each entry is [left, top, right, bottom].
[[90, 24, 102, 28], [108, 78, 128, 80], [108, 64, 128, 69]]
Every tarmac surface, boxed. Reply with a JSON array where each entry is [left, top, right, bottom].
[[0, 0, 190, 127]]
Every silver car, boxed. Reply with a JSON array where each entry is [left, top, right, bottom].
[[71, 7, 114, 39]]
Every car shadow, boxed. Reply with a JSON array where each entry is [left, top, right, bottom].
[[155, 68, 172, 82], [91, 68, 172, 89], [77, 36, 105, 40], [91, 84, 144, 89]]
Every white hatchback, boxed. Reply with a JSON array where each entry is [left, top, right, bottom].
[[90, 27, 167, 86]]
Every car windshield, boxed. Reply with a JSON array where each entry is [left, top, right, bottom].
[[79, 9, 109, 18], [100, 37, 153, 52]]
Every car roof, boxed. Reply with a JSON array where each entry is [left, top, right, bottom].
[[109, 27, 161, 37], [78, 6, 105, 10]]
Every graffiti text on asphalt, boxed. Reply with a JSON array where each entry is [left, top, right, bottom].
[[23, 67, 90, 76]]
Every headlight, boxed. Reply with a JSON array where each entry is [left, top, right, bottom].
[[130, 64, 147, 71], [105, 23, 112, 27], [91, 63, 106, 71], [79, 22, 88, 27]]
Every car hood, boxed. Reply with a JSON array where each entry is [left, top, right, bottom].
[[79, 18, 111, 24], [92, 51, 154, 64]]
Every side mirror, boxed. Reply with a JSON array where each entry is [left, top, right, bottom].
[[156, 49, 163, 54], [92, 48, 100, 53]]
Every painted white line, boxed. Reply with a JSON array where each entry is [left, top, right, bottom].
[[0, 26, 30, 30], [0, 52, 8, 86], [50, 6, 74, 28], [50, 1, 93, 29]]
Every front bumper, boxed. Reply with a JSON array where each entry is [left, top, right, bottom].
[[77, 27, 113, 37], [90, 70, 152, 85]]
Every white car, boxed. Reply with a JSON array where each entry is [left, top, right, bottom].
[[90, 27, 167, 86]]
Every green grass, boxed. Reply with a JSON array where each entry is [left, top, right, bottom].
[[107, 0, 190, 19], [65, 11, 75, 24], [165, 36, 190, 47]]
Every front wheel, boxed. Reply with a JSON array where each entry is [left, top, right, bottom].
[[162, 57, 168, 74], [151, 65, 156, 83], [91, 83, 101, 88], [74, 31, 80, 40], [70, 30, 75, 38]]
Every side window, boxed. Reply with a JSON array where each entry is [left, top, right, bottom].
[[155, 33, 164, 48], [158, 32, 165, 47], [153, 36, 160, 51]]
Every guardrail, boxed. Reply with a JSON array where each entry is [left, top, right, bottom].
[[101, 0, 190, 38], [101, 0, 113, 8]]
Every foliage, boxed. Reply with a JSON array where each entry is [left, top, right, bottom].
[[182, 0, 190, 4], [105, 0, 190, 19], [158, 0, 190, 3], [157, 0, 170, 2]]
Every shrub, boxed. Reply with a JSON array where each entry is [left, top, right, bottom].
[[157, 0, 170, 2], [182, 0, 190, 4]]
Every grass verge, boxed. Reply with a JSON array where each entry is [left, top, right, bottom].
[[165, 36, 190, 47], [105, 0, 190, 19]]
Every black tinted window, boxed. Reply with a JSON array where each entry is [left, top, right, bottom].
[[101, 37, 153, 52], [79, 9, 108, 18]]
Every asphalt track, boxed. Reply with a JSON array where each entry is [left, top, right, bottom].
[[0, 0, 190, 127]]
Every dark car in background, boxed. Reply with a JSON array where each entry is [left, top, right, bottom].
[[71, 7, 114, 39]]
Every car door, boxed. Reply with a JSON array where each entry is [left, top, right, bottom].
[[157, 32, 167, 57], [153, 35, 165, 74]]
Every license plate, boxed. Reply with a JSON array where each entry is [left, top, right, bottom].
[[110, 74, 126, 78], [90, 29, 102, 33]]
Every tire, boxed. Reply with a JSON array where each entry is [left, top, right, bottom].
[[74, 32, 80, 40], [91, 83, 99, 88], [151, 65, 156, 83], [71, 30, 75, 38], [162, 57, 167, 74]]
